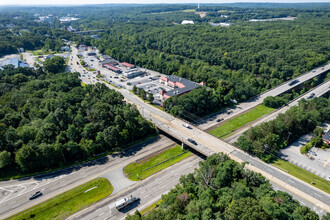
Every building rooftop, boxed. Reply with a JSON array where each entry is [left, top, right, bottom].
[[104, 64, 120, 71], [323, 130, 330, 142], [161, 75, 199, 98], [0, 58, 29, 69], [122, 62, 135, 68]]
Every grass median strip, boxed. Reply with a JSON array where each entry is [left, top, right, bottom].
[[124, 146, 191, 181], [7, 178, 113, 220], [272, 158, 330, 194], [209, 105, 275, 139]]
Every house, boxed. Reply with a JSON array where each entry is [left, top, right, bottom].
[[121, 62, 135, 69], [104, 64, 121, 73], [159, 75, 200, 100], [18, 48, 24, 53], [181, 20, 194, 25], [0, 58, 29, 69], [323, 130, 330, 146]]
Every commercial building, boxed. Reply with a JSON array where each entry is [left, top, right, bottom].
[[100, 58, 118, 67], [123, 69, 143, 78], [121, 62, 135, 69], [104, 64, 121, 73], [159, 75, 202, 100], [323, 130, 330, 146], [87, 52, 96, 56], [0, 58, 29, 69]]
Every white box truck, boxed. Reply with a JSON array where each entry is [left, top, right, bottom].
[[115, 195, 138, 210]]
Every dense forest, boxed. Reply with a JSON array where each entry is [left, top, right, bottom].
[[90, 6, 329, 119], [127, 153, 321, 220], [236, 97, 330, 162], [0, 57, 155, 175]]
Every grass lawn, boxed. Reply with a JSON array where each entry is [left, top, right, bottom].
[[209, 105, 275, 139], [140, 199, 162, 216], [272, 159, 330, 194], [124, 146, 191, 181], [7, 178, 113, 220], [35, 57, 43, 63]]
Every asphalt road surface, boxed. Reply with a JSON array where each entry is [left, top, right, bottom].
[[0, 135, 174, 219], [225, 80, 330, 144], [197, 64, 330, 130], [69, 155, 202, 220]]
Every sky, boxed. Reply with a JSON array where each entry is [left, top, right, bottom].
[[0, 0, 329, 6]]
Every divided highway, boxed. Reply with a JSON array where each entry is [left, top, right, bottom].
[[0, 136, 174, 219], [197, 64, 330, 130], [225, 80, 330, 144]]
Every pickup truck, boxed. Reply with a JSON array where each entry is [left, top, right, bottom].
[[115, 195, 138, 210]]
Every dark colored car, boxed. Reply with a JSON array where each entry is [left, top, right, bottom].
[[216, 118, 223, 122], [289, 79, 299, 86], [29, 191, 42, 200], [188, 138, 197, 145], [307, 93, 315, 99]]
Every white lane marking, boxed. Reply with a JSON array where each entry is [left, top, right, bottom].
[[32, 182, 40, 190], [99, 212, 105, 216], [17, 185, 27, 196], [288, 179, 295, 184], [314, 193, 322, 198], [0, 187, 14, 203]]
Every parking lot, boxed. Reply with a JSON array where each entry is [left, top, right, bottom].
[[279, 123, 330, 180], [76, 48, 175, 105]]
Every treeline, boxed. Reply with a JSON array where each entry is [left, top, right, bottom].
[[236, 97, 330, 162], [91, 10, 329, 119], [0, 58, 155, 175], [127, 153, 320, 220]]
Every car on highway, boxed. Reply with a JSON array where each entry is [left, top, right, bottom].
[[289, 79, 299, 86], [29, 191, 42, 200], [216, 118, 223, 122], [182, 123, 191, 129], [307, 93, 315, 99], [138, 82, 141, 84], [188, 138, 197, 145], [312, 69, 316, 72]]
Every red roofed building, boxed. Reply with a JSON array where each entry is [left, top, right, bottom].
[[122, 62, 135, 69], [159, 75, 201, 101], [104, 64, 121, 73]]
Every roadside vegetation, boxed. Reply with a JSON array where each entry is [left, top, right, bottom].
[[7, 178, 113, 220], [209, 105, 274, 139], [272, 159, 330, 194], [126, 153, 319, 220], [124, 145, 191, 181], [139, 199, 162, 216], [300, 127, 328, 154], [236, 97, 330, 162]]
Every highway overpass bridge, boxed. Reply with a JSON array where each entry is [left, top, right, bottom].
[[71, 46, 330, 213], [119, 84, 330, 213]]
